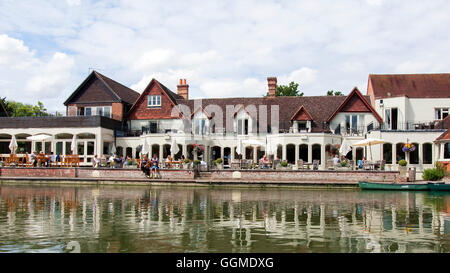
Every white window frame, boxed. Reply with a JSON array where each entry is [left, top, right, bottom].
[[148, 95, 161, 107], [85, 107, 92, 116], [435, 108, 449, 120]]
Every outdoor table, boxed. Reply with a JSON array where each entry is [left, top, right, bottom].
[[231, 162, 240, 169]]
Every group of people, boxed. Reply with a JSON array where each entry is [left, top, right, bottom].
[[92, 154, 133, 168], [332, 154, 368, 169], [140, 154, 160, 178], [26, 151, 62, 167]]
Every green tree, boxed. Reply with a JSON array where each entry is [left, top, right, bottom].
[[2, 98, 50, 117], [327, 90, 344, 96], [264, 81, 304, 97]]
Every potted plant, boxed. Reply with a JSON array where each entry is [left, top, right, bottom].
[[214, 158, 223, 170], [183, 159, 191, 169], [338, 160, 350, 171], [280, 160, 289, 170], [398, 159, 408, 177]]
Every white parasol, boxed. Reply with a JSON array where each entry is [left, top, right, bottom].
[[236, 139, 244, 155], [71, 135, 77, 154], [9, 135, 18, 154], [352, 138, 386, 160], [339, 138, 352, 156], [26, 134, 53, 141], [141, 138, 150, 156], [171, 137, 179, 155]]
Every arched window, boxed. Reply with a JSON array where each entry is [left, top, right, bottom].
[[409, 142, 419, 164], [396, 143, 405, 163], [422, 143, 432, 164], [383, 143, 393, 164], [299, 144, 308, 162], [312, 144, 321, 163]]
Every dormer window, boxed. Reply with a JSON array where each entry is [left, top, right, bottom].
[[148, 95, 161, 108], [298, 122, 307, 132]]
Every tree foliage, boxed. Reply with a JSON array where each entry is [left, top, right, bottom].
[[327, 90, 344, 96], [1, 97, 50, 117], [264, 81, 304, 97]]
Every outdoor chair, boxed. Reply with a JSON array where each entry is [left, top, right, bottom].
[[297, 159, 304, 170], [327, 159, 335, 170], [313, 160, 320, 170], [273, 159, 280, 169]]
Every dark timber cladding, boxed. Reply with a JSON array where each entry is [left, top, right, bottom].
[[0, 116, 122, 130]]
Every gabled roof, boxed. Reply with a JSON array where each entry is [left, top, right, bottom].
[[232, 104, 256, 118], [290, 105, 313, 121], [64, 71, 140, 106], [327, 87, 383, 123], [128, 78, 182, 116], [190, 106, 211, 119], [435, 115, 450, 142], [368, 73, 450, 99]]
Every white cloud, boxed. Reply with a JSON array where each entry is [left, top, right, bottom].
[[279, 67, 318, 86], [0, 34, 74, 109], [0, 0, 450, 111], [0, 34, 36, 69], [66, 0, 81, 7], [25, 52, 74, 94]]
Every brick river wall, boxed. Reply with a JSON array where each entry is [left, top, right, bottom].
[[0, 167, 399, 182], [0, 167, 195, 180], [210, 169, 399, 182]]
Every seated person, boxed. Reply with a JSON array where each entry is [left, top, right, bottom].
[[93, 154, 100, 168], [333, 155, 340, 166], [165, 155, 172, 168], [141, 155, 150, 177], [108, 154, 115, 168], [114, 154, 122, 168], [358, 157, 366, 169], [150, 154, 159, 178], [261, 155, 270, 168]]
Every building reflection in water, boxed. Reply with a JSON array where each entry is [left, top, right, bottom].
[[0, 185, 448, 253]]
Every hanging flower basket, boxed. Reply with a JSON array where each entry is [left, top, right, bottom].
[[193, 144, 205, 153], [402, 143, 416, 153], [327, 144, 340, 156]]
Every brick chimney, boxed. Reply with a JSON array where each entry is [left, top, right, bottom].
[[177, 79, 189, 100], [267, 77, 277, 97]]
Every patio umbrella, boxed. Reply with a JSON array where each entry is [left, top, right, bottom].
[[141, 138, 150, 156], [171, 137, 179, 155], [71, 135, 77, 154], [339, 138, 352, 156], [110, 143, 116, 155], [26, 134, 53, 141], [236, 139, 244, 156], [9, 135, 17, 154], [352, 138, 386, 161]]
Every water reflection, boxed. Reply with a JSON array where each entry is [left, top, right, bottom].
[[0, 185, 448, 253]]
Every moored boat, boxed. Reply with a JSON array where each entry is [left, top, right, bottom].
[[359, 181, 429, 191], [428, 182, 450, 191]]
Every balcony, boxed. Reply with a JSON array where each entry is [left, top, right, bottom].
[[380, 120, 446, 131]]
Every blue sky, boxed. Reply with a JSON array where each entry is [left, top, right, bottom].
[[0, 0, 449, 113]]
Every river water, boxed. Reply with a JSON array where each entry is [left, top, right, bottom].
[[0, 184, 448, 253]]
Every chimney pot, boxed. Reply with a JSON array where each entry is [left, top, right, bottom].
[[177, 78, 189, 100]]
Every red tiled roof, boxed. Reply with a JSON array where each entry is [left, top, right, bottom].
[[368, 73, 450, 99], [435, 115, 450, 141], [175, 96, 348, 133]]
